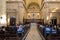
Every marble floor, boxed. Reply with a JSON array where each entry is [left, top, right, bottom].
[[25, 23, 42, 40]]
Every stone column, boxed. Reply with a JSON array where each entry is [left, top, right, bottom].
[[18, 1, 24, 23], [0, 0, 6, 26]]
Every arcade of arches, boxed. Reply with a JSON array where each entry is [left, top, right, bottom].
[[0, 0, 60, 26]]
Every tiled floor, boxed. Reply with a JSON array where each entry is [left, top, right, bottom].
[[25, 23, 42, 40]]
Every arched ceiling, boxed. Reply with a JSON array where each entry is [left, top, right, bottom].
[[27, 2, 40, 12], [24, 0, 43, 12], [6, 0, 43, 12], [27, 2, 40, 9], [25, 0, 43, 8], [6, 0, 43, 9]]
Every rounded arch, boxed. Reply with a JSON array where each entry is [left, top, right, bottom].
[[27, 2, 40, 9]]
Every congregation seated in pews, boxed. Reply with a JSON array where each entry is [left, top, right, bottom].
[[0, 23, 30, 40], [37, 23, 60, 40]]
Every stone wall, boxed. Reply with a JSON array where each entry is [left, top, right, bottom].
[[42, 2, 60, 24], [6, 1, 25, 25]]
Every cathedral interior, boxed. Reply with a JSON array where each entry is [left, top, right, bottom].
[[0, 0, 60, 40]]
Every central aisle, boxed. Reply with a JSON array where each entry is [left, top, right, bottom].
[[25, 23, 42, 40]]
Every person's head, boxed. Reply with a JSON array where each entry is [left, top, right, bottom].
[[2, 26, 5, 28], [46, 24, 49, 27]]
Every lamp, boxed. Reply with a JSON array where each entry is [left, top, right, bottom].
[[47, 16, 49, 20]]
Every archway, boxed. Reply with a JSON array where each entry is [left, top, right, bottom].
[[27, 2, 40, 9], [10, 17, 16, 26], [24, 2, 43, 23]]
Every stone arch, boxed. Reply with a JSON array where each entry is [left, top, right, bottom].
[[27, 2, 40, 9]]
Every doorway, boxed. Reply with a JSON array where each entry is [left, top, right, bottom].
[[51, 18, 57, 25], [10, 17, 16, 26]]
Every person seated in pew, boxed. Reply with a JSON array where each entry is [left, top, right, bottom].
[[25, 24, 30, 29], [2, 26, 5, 32], [51, 25, 57, 35], [51, 28, 57, 35], [52, 25, 57, 29], [13, 25, 17, 32], [40, 24, 45, 29], [45, 25, 51, 37], [0, 26, 5, 34], [5, 25, 10, 31], [0, 26, 6, 40], [17, 24, 24, 37]]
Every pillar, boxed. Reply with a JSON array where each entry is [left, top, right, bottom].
[[18, 1, 24, 23], [0, 0, 6, 26]]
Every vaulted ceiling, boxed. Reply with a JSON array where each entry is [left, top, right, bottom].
[[23, 0, 43, 13], [6, 0, 43, 9], [24, 0, 43, 9]]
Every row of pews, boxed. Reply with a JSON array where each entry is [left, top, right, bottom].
[[37, 23, 60, 40], [0, 23, 30, 40]]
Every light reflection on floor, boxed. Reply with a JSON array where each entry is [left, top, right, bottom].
[[25, 23, 42, 40]]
